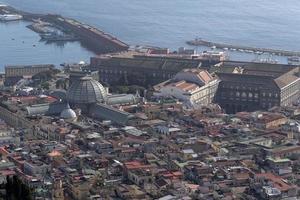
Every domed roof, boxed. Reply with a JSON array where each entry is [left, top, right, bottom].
[[67, 76, 107, 104], [60, 104, 77, 119]]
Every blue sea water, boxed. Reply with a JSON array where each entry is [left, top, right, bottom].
[[1, 0, 300, 68], [0, 20, 94, 70]]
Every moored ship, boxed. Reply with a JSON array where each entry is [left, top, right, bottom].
[[0, 14, 22, 21], [288, 56, 300, 65], [40, 32, 79, 42]]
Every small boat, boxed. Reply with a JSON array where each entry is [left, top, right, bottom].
[[40, 32, 79, 42], [288, 56, 300, 65], [288, 56, 300, 62]]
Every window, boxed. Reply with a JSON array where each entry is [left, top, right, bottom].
[[241, 92, 247, 98]]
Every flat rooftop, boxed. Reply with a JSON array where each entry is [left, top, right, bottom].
[[5, 64, 54, 69], [213, 61, 296, 78], [92, 52, 202, 71], [213, 61, 300, 89]]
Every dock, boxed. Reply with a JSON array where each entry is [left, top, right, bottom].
[[0, 5, 129, 54], [187, 38, 300, 57]]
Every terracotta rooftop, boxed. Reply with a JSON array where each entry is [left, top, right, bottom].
[[164, 80, 199, 93], [124, 161, 152, 170], [255, 173, 294, 192]]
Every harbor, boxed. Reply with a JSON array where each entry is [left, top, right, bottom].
[[187, 38, 300, 57], [0, 4, 129, 54], [0, 17, 93, 68], [0, 3, 297, 66]]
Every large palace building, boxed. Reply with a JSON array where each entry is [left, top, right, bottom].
[[89, 53, 205, 86], [213, 61, 300, 113]]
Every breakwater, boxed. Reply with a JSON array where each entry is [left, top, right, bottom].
[[187, 38, 300, 57], [0, 5, 129, 54]]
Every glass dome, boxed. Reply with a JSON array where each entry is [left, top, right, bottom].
[[67, 76, 107, 104]]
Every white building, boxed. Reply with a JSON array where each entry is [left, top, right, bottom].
[[154, 68, 219, 107]]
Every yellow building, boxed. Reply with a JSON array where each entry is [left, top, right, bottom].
[[5, 64, 54, 78]]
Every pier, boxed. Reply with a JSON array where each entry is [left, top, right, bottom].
[[187, 38, 300, 57], [0, 5, 129, 54]]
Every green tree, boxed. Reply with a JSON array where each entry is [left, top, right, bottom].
[[41, 82, 50, 90]]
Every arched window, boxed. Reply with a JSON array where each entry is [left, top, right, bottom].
[[242, 92, 247, 98]]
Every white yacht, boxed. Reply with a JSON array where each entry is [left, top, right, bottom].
[[0, 14, 23, 21]]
